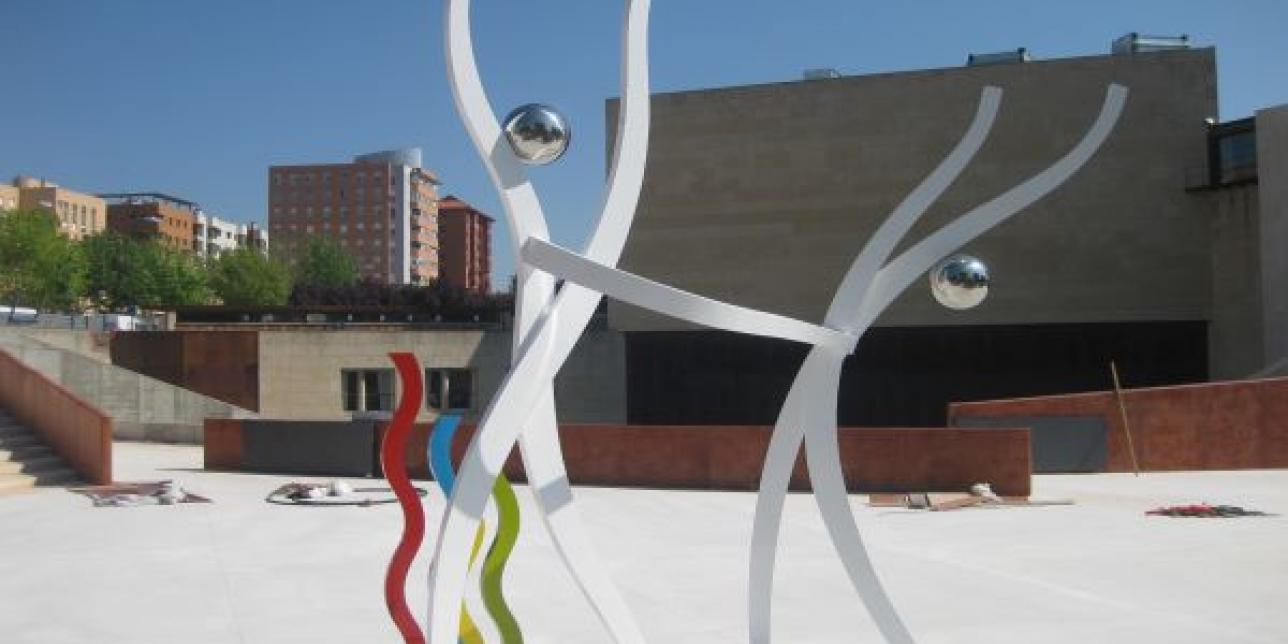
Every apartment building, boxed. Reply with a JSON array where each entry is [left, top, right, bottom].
[[268, 148, 440, 284], [10, 176, 106, 240], [195, 212, 269, 257], [102, 192, 198, 252], [436, 195, 493, 293], [0, 183, 19, 211]]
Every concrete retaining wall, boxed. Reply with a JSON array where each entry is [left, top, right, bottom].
[[0, 333, 255, 444]]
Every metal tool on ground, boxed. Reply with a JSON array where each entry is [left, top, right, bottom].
[[265, 481, 427, 507], [1110, 360, 1143, 476]]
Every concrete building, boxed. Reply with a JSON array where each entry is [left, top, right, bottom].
[[0, 183, 19, 211], [11, 176, 106, 240], [604, 44, 1286, 425], [103, 192, 199, 252], [437, 195, 493, 293], [1199, 104, 1288, 377], [268, 148, 440, 284], [110, 325, 625, 424], [194, 212, 269, 258]]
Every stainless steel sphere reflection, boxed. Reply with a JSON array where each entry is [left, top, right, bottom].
[[502, 103, 571, 165], [929, 255, 990, 310]]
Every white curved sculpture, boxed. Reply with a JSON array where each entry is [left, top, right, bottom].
[[436, 1, 653, 642], [434, 1, 1128, 641], [750, 84, 1128, 644]]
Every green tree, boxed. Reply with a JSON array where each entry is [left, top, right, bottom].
[[82, 232, 211, 309], [209, 248, 293, 306], [294, 237, 359, 289], [0, 210, 87, 315]]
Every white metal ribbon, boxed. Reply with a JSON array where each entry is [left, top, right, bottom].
[[434, 1, 653, 643], [749, 83, 1127, 644], [523, 238, 855, 353]]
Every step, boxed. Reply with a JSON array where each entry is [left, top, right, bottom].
[[0, 424, 31, 438], [0, 469, 79, 493], [0, 434, 40, 449], [0, 444, 52, 461], [0, 454, 65, 475]]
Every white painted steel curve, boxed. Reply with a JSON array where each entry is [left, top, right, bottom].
[[441, 1, 1127, 640], [750, 86, 1001, 644], [522, 238, 855, 353], [434, 1, 652, 643], [749, 84, 1127, 643]]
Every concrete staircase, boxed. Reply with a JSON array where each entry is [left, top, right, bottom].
[[0, 410, 78, 493]]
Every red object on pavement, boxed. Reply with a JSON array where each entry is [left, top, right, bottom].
[[383, 352, 427, 643]]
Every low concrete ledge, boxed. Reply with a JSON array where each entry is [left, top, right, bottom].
[[207, 419, 1032, 496]]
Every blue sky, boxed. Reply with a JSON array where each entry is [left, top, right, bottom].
[[2, 1, 1285, 285]]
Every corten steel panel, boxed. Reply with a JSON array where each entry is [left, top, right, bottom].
[[375, 422, 523, 481], [181, 331, 259, 410], [111, 331, 183, 384], [203, 419, 245, 470], [949, 376, 1288, 471], [1260, 380, 1288, 466], [242, 420, 376, 476], [110, 331, 259, 411], [954, 415, 1106, 473], [380, 423, 1030, 496], [0, 349, 113, 485]]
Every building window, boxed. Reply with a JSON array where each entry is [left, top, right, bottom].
[[341, 369, 395, 412], [426, 369, 473, 411]]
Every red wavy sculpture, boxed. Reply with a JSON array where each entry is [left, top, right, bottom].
[[384, 352, 427, 643]]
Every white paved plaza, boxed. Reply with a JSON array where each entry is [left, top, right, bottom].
[[1, 441, 1285, 643]]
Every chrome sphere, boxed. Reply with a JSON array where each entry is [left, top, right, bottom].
[[929, 255, 989, 310], [502, 103, 571, 165]]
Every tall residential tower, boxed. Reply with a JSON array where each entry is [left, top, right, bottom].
[[437, 195, 493, 293], [268, 148, 439, 284]]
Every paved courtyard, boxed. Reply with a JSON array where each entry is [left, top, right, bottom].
[[1, 441, 1285, 643]]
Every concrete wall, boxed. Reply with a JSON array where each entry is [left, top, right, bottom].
[[1257, 104, 1288, 369], [609, 50, 1217, 335], [0, 328, 112, 364], [0, 333, 254, 443], [1208, 184, 1264, 379], [256, 327, 626, 423]]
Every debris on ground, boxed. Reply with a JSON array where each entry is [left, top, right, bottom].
[[867, 482, 1075, 511], [265, 480, 427, 507], [1146, 503, 1269, 518], [70, 480, 211, 507]]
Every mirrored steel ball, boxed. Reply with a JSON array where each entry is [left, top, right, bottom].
[[502, 103, 571, 165], [929, 255, 990, 310]]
